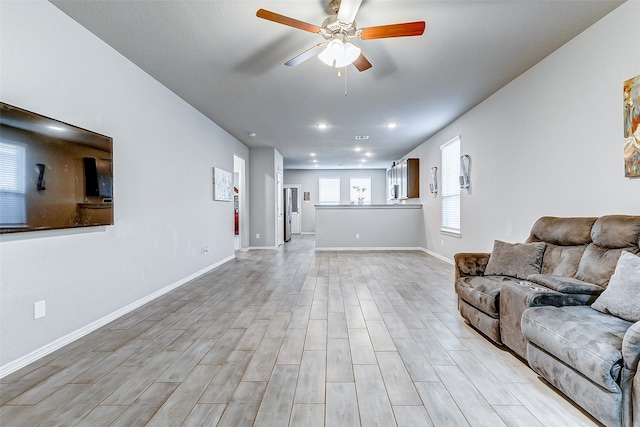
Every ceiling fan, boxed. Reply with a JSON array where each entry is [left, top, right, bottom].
[[256, 0, 425, 72]]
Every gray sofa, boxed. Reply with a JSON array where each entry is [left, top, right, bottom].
[[454, 215, 640, 427]]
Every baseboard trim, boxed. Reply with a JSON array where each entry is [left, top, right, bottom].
[[0, 255, 234, 379], [421, 248, 454, 265], [314, 246, 424, 251]]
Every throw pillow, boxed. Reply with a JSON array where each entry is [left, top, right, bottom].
[[484, 240, 546, 280], [591, 251, 640, 322]]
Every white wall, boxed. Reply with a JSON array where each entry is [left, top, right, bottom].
[[284, 168, 387, 233], [249, 147, 283, 247], [406, 0, 640, 261], [0, 1, 249, 370]]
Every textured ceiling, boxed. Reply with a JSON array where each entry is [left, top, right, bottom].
[[50, 0, 623, 169]]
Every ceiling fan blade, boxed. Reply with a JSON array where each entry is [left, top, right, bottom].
[[337, 0, 362, 25], [256, 9, 321, 34], [285, 44, 327, 67], [359, 21, 426, 40], [352, 53, 372, 72]]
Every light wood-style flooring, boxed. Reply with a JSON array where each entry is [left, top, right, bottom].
[[0, 235, 599, 426]]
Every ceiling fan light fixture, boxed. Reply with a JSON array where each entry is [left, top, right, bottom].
[[318, 39, 361, 68]]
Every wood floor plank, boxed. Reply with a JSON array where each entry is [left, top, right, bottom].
[[254, 365, 299, 426], [327, 338, 354, 382], [353, 364, 397, 426], [393, 405, 435, 427], [294, 350, 326, 404], [290, 403, 324, 427], [146, 365, 219, 426], [348, 328, 377, 365], [325, 382, 360, 427], [376, 351, 422, 406]]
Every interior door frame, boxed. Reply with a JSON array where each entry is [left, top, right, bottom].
[[284, 184, 302, 234]]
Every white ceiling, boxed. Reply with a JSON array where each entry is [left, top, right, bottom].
[[50, 0, 623, 170]]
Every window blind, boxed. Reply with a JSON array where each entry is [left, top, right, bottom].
[[441, 136, 460, 235], [318, 177, 340, 205]]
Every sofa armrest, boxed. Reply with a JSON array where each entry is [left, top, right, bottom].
[[527, 274, 604, 296], [623, 321, 640, 371], [454, 252, 490, 280]]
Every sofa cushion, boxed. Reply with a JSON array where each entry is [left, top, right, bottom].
[[484, 240, 546, 280], [522, 305, 632, 392], [539, 243, 587, 277], [590, 215, 640, 249], [527, 274, 604, 295], [527, 216, 596, 246], [592, 251, 640, 322], [575, 245, 638, 287], [455, 276, 515, 317], [574, 215, 640, 287]]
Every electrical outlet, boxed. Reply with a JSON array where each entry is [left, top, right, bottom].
[[441, 239, 444, 246], [355, 233, 360, 239], [203, 245, 209, 255], [34, 300, 46, 319], [256, 233, 260, 239]]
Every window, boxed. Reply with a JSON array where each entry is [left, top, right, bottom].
[[318, 177, 340, 205], [441, 136, 460, 235], [0, 142, 26, 226], [350, 177, 371, 205]]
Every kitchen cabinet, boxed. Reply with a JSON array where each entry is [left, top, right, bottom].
[[387, 158, 419, 199]]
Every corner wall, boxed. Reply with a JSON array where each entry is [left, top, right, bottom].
[[0, 1, 248, 370], [406, 0, 640, 260]]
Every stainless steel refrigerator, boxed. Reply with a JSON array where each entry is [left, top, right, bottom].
[[283, 188, 292, 242]]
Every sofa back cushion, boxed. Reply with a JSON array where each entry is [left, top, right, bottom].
[[591, 251, 640, 321], [527, 216, 596, 277], [575, 215, 640, 287], [527, 216, 596, 246]]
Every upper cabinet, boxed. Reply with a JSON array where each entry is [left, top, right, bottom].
[[388, 158, 419, 200]]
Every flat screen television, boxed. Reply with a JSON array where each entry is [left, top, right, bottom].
[[0, 102, 113, 233]]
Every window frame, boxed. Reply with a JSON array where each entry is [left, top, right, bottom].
[[349, 176, 371, 205], [0, 141, 27, 227], [318, 177, 341, 205], [440, 136, 461, 236]]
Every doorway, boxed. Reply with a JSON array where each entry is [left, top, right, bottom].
[[233, 155, 246, 250], [284, 184, 301, 235]]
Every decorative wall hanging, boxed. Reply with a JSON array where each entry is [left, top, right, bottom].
[[213, 167, 233, 201], [624, 75, 640, 178]]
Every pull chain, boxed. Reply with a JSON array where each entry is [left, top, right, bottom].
[[344, 66, 348, 96]]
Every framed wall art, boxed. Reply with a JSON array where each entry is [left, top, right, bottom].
[[213, 167, 232, 201], [624, 75, 640, 178]]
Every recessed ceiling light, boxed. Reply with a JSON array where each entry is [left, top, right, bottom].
[[387, 123, 397, 129], [361, 159, 366, 163], [317, 123, 328, 129], [355, 135, 369, 140], [312, 159, 317, 163], [248, 132, 256, 137], [314, 164, 319, 168], [354, 147, 361, 152], [310, 152, 316, 156], [365, 152, 372, 157]]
